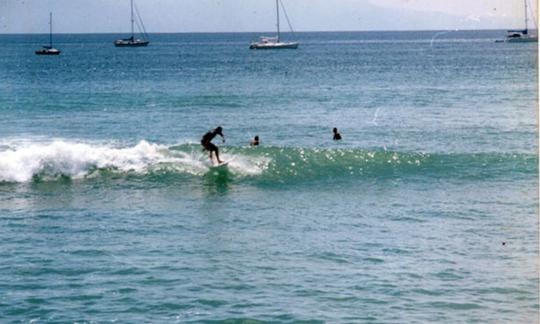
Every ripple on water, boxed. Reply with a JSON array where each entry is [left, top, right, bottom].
[[426, 301, 484, 310]]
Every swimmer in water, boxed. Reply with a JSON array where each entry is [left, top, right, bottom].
[[250, 135, 259, 146], [333, 127, 342, 140]]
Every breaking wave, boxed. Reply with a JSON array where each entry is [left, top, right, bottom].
[[0, 139, 536, 183]]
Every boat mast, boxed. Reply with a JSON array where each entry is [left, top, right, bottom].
[[524, 0, 528, 31], [130, 0, 134, 39], [49, 12, 53, 47], [276, 0, 280, 42]]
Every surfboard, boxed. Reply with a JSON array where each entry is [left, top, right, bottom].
[[209, 160, 231, 170]]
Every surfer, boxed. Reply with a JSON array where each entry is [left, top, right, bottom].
[[333, 127, 342, 140], [201, 126, 225, 164], [250, 135, 259, 146]]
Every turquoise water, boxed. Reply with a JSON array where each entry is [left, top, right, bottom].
[[0, 31, 538, 322]]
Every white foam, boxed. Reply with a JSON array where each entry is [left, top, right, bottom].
[[0, 139, 269, 182], [224, 153, 270, 176]]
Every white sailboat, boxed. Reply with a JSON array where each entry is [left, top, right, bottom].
[[250, 0, 299, 49], [114, 0, 149, 47], [35, 12, 61, 55], [505, 0, 537, 42]]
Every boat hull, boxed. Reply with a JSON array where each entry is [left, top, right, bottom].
[[506, 37, 538, 43], [114, 40, 149, 47], [35, 48, 61, 55], [249, 42, 299, 50]]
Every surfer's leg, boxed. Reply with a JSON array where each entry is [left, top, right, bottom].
[[209, 143, 222, 164], [208, 143, 221, 163], [203, 143, 214, 163], [215, 147, 223, 164]]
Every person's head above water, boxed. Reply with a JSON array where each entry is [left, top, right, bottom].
[[251, 135, 260, 146], [215, 126, 223, 134], [333, 127, 338, 133]]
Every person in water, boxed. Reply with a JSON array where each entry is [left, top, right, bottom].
[[333, 127, 342, 140], [201, 126, 225, 164], [250, 135, 259, 146]]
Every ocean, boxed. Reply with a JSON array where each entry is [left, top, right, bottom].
[[0, 30, 538, 323]]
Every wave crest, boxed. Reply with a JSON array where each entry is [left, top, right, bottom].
[[0, 139, 536, 183], [0, 140, 268, 183]]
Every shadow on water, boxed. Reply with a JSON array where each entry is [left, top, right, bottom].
[[202, 167, 232, 196]]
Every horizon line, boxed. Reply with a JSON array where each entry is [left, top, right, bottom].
[[0, 28, 524, 36]]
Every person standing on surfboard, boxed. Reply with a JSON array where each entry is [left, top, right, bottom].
[[201, 126, 225, 164]]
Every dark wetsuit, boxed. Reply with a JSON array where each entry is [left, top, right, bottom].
[[333, 133, 342, 140], [201, 130, 221, 152]]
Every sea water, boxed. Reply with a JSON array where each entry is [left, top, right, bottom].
[[0, 31, 538, 323]]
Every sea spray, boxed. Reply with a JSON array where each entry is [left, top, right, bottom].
[[0, 140, 188, 182], [0, 140, 270, 183]]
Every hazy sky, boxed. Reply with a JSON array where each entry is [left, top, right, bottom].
[[0, 0, 537, 34]]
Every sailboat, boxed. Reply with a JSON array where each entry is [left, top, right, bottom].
[[504, 0, 537, 42], [114, 0, 149, 47], [250, 0, 299, 49], [35, 12, 61, 55]]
